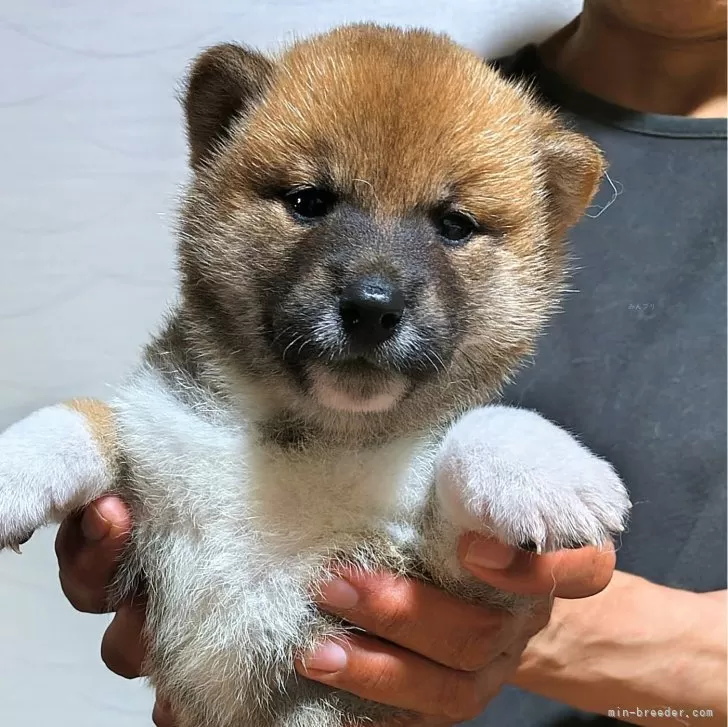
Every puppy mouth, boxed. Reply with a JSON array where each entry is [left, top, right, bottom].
[[308, 359, 409, 414], [267, 303, 452, 413]]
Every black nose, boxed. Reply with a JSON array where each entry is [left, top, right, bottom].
[[338, 276, 405, 346]]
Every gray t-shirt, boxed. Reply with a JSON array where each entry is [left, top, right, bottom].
[[471, 46, 727, 727]]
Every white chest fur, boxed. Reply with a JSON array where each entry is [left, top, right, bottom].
[[113, 367, 437, 563], [108, 367, 443, 723]]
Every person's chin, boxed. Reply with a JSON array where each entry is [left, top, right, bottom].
[[308, 362, 408, 414]]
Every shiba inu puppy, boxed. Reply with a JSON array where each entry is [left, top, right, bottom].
[[0, 23, 630, 727]]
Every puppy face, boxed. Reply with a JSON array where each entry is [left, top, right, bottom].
[[178, 25, 604, 425]]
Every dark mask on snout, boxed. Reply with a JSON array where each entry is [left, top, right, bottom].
[[260, 193, 467, 398]]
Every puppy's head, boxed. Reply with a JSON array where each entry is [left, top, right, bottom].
[[178, 25, 604, 429]]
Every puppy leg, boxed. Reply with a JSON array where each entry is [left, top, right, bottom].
[[0, 398, 118, 551], [434, 405, 631, 554]]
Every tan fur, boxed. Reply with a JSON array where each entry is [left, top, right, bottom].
[[223, 27, 602, 236], [63, 398, 118, 464]]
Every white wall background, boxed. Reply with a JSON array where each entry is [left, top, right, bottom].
[[0, 2, 581, 724]]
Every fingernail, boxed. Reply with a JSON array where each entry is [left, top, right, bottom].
[[81, 504, 111, 541], [318, 579, 359, 610], [465, 538, 516, 570], [302, 641, 348, 674]]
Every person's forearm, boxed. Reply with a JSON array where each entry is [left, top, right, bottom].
[[512, 570, 727, 725]]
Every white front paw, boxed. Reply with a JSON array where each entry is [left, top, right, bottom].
[[0, 405, 111, 552], [435, 406, 631, 552], [0, 419, 53, 551], [0, 470, 45, 553]]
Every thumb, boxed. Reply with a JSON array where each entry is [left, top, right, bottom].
[[457, 533, 616, 599]]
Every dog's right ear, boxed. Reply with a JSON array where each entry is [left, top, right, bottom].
[[183, 43, 274, 170]]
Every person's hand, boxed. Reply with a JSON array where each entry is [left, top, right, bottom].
[[294, 533, 615, 725], [56, 497, 615, 726], [54, 497, 168, 719]]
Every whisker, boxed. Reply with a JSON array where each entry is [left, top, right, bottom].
[[281, 334, 304, 360]]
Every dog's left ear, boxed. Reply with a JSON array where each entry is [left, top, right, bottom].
[[182, 43, 275, 170], [540, 128, 606, 236]]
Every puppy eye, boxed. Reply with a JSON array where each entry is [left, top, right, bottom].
[[283, 187, 337, 220], [435, 211, 478, 245]]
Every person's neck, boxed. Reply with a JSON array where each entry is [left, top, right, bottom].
[[539, 7, 727, 118]]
